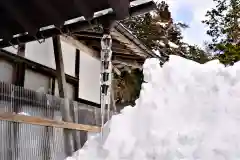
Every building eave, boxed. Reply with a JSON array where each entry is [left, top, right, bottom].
[[0, 0, 156, 48], [114, 22, 164, 62]]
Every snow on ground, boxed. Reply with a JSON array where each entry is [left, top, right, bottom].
[[66, 55, 240, 160]]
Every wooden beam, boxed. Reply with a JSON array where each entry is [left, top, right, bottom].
[[10, 44, 26, 160], [74, 49, 80, 100], [73, 49, 81, 151], [12, 44, 26, 86], [83, 39, 125, 48], [12, 62, 25, 86], [0, 112, 100, 132], [73, 32, 102, 39], [111, 29, 148, 58], [52, 35, 74, 156], [17, 44, 25, 56], [113, 53, 144, 60], [87, 40, 132, 55], [0, 49, 78, 85], [113, 59, 141, 69], [76, 98, 100, 108]]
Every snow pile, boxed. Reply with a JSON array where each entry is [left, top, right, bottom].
[[66, 55, 240, 160]]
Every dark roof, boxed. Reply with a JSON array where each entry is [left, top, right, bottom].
[[0, 0, 132, 38], [0, 0, 156, 47]]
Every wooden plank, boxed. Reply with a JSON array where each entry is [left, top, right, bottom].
[[0, 112, 100, 132]]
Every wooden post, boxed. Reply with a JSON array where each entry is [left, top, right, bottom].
[[17, 44, 25, 57], [78, 109, 90, 147], [8, 44, 26, 160], [74, 49, 80, 100], [72, 49, 81, 150], [74, 48, 88, 148], [52, 36, 74, 156], [12, 44, 26, 86]]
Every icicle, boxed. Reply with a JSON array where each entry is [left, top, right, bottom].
[[100, 34, 112, 139]]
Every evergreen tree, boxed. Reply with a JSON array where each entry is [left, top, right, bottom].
[[202, 0, 240, 65], [122, 1, 210, 63], [184, 45, 212, 64]]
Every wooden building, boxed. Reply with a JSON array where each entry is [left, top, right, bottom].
[[0, 22, 159, 107]]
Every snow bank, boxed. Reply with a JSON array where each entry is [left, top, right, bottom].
[[66, 55, 240, 160]]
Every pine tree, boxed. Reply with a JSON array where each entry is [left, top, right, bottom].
[[122, 2, 189, 61], [202, 0, 240, 65], [123, 1, 210, 63]]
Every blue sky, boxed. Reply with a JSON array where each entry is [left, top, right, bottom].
[[175, 4, 193, 23], [157, 0, 216, 48]]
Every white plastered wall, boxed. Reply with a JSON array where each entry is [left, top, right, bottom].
[[3, 46, 18, 54], [79, 49, 101, 104], [24, 38, 76, 77], [0, 60, 14, 83], [7, 37, 101, 104], [60, 36, 101, 104]]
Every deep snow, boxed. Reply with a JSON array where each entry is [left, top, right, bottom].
[[66, 55, 240, 160]]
